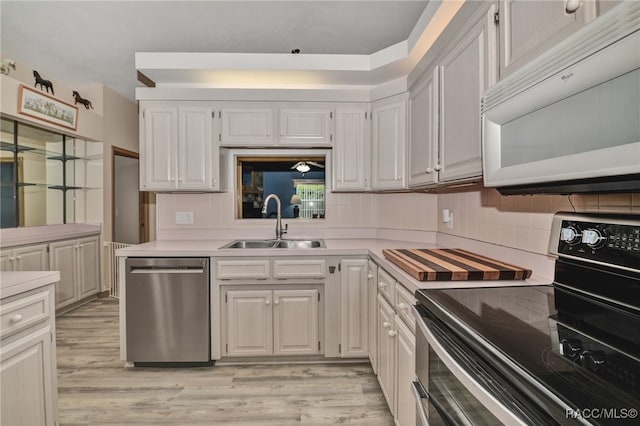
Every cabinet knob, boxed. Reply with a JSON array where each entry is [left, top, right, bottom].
[[383, 321, 391, 329], [565, 0, 581, 13], [10, 314, 23, 323], [397, 302, 408, 310], [367, 273, 374, 279], [388, 330, 397, 338], [426, 168, 433, 174], [378, 282, 387, 290], [274, 300, 279, 305], [265, 300, 270, 305], [434, 164, 442, 171]]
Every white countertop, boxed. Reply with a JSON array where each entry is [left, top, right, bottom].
[[0, 223, 101, 248], [1, 271, 61, 300], [117, 238, 554, 295]]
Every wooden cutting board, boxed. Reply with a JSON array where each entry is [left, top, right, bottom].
[[382, 248, 533, 281]]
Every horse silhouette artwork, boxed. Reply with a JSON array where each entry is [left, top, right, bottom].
[[72, 91, 93, 109], [33, 70, 54, 95]]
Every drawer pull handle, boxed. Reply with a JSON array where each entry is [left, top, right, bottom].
[[388, 330, 397, 338], [10, 314, 23, 323]]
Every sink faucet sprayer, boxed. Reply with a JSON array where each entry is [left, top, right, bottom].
[[262, 194, 288, 239]]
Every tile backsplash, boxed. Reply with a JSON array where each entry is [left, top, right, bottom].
[[437, 189, 640, 254]]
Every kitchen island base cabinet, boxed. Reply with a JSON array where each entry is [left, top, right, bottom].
[[1, 283, 58, 426], [224, 288, 321, 357], [0, 244, 48, 272]]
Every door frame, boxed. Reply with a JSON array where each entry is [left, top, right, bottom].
[[111, 147, 148, 242]]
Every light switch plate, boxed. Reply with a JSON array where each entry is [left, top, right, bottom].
[[175, 211, 194, 224]]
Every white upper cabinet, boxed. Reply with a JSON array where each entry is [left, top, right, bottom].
[[408, 68, 439, 188], [140, 102, 219, 192], [333, 106, 370, 191], [220, 107, 274, 146], [371, 94, 408, 191], [498, 0, 596, 79], [279, 108, 333, 146], [438, 4, 497, 183]]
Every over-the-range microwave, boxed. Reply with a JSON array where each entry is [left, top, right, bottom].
[[482, 2, 640, 195]]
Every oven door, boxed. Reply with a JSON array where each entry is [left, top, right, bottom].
[[413, 306, 530, 426]]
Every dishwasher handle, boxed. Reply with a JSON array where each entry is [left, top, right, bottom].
[[130, 267, 205, 274]]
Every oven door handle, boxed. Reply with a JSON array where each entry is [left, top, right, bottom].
[[412, 380, 459, 426]]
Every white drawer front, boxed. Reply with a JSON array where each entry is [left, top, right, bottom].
[[0, 288, 51, 338], [395, 283, 416, 334], [377, 268, 395, 305], [216, 260, 271, 280], [273, 259, 326, 279]]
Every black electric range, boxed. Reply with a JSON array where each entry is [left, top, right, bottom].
[[414, 213, 639, 425]]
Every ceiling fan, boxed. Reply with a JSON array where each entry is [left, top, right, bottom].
[[291, 161, 324, 173]]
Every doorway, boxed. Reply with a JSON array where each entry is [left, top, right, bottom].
[[112, 147, 149, 244]]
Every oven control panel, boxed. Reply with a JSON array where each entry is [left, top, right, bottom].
[[556, 219, 640, 270]]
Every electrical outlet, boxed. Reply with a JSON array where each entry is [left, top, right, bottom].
[[175, 211, 194, 225], [442, 209, 454, 229]]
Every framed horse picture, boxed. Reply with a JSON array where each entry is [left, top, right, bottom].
[[18, 84, 78, 130]]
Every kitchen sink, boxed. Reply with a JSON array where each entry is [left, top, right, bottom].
[[220, 239, 325, 249]]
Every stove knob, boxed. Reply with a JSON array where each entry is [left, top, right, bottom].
[[580, 350, 605, 371], [560, 339, 582, 359], [561, 227, 581, 244], [582, 228, 606, 248]]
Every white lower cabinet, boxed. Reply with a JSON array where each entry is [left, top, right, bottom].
[[1, 285, 57, 426], [339, 259, 368, 358], [224, 288, 321, 357], [367, 260, 378, 373], [49, 235, 100, 311], [375, 267, 417, 426], [0, 244, 48, 272]]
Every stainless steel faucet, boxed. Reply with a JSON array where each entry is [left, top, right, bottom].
[[262, 194, 288, 239]]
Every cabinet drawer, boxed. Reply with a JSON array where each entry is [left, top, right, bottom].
[[216, 260, 271, 280], [273, 259, 326, 279], [1, 288, 51, 338], [394, 283, 416, 334], [377, 268, 395, 305]]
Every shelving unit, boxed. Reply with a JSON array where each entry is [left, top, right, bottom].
[[0, 118, 103, 228]]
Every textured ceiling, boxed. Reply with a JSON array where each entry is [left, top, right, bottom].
[[1, 1, 429, 100]]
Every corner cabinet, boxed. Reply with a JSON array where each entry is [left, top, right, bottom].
[[49, 235, 100, 311], [408, 68, 439, 188], [371, 94, 408, 191], [139, 102, 219, 191]]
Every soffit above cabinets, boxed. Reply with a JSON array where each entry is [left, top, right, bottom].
[[2, 1, 463, 102]]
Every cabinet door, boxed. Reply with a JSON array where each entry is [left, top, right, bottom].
[[0, 249, 14, 271], [340, 259, 368, 358], [1, 326, 56, 426], [499, 0, 595, 79], [220, 108, 274, 146], [377, 295, 396, 415], [141, 107, 178, 190], [333, 107, 370, 191], [226, 290, 273, 357], [178, 107, 216, 190], [372, 97, 407, 190], [439, 6, 496, 182], [395, 316, 416, 426], [273, 289, 319, 356], [367, 261, 378, 373], [279, 109, 332, 146], [13, 244, 48, 271], [49, 240, 77, 308], [76, 237, 100, 299], [408, 68, 439, 187]]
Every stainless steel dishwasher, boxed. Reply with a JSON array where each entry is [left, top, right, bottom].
[[125, 257, 211, 366]]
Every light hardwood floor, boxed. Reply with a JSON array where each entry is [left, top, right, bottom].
[[56, 298, 394, 425]]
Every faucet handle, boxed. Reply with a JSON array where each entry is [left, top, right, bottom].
[[283, 224, 288, 234]]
